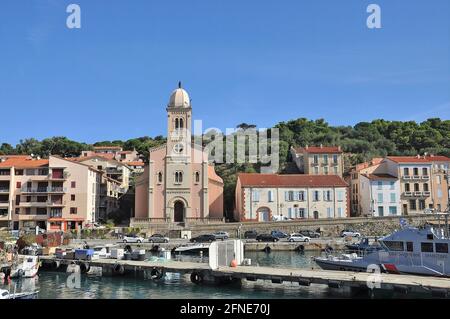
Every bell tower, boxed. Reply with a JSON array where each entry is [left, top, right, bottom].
[[166, 82, 192, 161]]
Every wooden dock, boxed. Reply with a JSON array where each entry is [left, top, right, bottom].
[[38, 256, 450, 297]]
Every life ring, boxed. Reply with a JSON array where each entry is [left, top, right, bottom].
[[263, 246, 271, 254], [113, 263, 125, 275], [150, 267, 164, 280], [79, 262, 90, 274], [190, 272, 204, 284]]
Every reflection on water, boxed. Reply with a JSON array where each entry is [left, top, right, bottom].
[[1, 251, 434, 299]]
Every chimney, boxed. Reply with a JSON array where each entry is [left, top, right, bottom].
[[338, 146, 341, 151], [320, 144, 323, 148], [305, 144, 309, 150], [416, 154, 420, 159]]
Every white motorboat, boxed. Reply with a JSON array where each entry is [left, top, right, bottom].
[[315, 213, 450, 277], [10, 255, 40, 279], [0, 288, 39, 299], [174, 243, 210, 255]]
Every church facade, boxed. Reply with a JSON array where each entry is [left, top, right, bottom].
[[134, 84, 224, 223]]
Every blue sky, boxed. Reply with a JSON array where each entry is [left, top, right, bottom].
[[0, 0, 449, 145]]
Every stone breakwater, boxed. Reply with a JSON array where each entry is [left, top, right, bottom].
[[133, 215, 439, 238]]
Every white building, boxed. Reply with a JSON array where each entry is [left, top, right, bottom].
[[359, 173, 401, 217]]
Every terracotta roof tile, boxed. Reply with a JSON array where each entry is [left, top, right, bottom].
[[238, 173, 348, 187], [386, 156, 450, 163], [294, 146, 342, 154], [0, 157, 49, 168]]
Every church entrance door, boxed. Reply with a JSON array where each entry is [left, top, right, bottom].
[[174, 201, 185, 223]]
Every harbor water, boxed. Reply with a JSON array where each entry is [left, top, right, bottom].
[[3, 251, 433, 299]]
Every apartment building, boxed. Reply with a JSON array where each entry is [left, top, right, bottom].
[[349, 155, 449, 217], [359, 173, 401, 217], [81, 146, 143, 165], [347, 158, 384, 216], [69, 155, 132, 192], [0, 155, 102, 231], [234, 173, 349, 222], [290, 145, 344, 177]]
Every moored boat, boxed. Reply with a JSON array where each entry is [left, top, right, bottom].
[[9, 255, 39, 279]]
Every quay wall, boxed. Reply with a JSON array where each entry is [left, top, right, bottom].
[[131, 215, 439, 238]]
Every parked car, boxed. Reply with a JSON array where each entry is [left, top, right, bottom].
[[288, 233, 311, 242], [147, 234, 169, 243], [190, 234, 216, 243], [244, 230, 258, 239], [299, 230, 321, 238], [85, 223, 106, 230], [271, 230, 288, 239], [122, 234, 144, 243], [341, 230, 361, 237], [212, 231, 229, 240], [256, 234, 279, 242]]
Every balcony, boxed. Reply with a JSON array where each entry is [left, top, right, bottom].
[[310, 162, 319, 166], [402, 175, 412, 180], [16, 214, 48, 221], [0, 188, 9, 193], [422, 191, 431, 197], [413, 175, 421, 180], [403, 191, 413, 197], [19, 201, 49, 208], [47, 171, 70, 180], [47, 200, 66, 207], [0, 201, 9, 208], [421, 175, 430, 180], [414, 191, 422, 197]]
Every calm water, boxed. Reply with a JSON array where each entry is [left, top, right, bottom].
[[3, 251, 431, 299]]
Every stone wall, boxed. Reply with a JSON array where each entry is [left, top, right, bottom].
[[135, 214, 441, 238]]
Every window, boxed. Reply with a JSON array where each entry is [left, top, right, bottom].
[[403, 168, 409, 176], [421, 242, 434, 253], [299, 208, 305, 218], [389, 206, 397, 215], [422, 168, 428, 175], [423, 183, 429, 192], [414, 183, 419, 192], [313, 191, 320, 201], [179, 118, 184, 129], [268, 190, 274, 202], [323, 190, 332, 201], [252, 190, 260, 202], [413, 168, 419, 175], [16, 182, 21, 189], [384, 241, 404, 251], [15, 169, 23, 176], [71, 181, 76, 188], [333, 154, 338, 164], [419, 200, 426, 210], [389, 181, 395, 190], [378, 206, 384, 216], [287, 208, 292, 218], [195, 172, 200, 183], [405, 183, 410, 192], [337, 190, 344, 201], [71, 195, 75, 201], [327, 207, 332, 218], [436, 243, 449, 254], [298, 191, 305, 201], [70, 207, 77, 215], [173, 143, 184, 154], [390, 193, 396, 203], [314, 166, 319, 174], [333, 167, 338, 175], [406, 242, 414, 252], [409, 200, 417, 210], [323, 154, 328, 164], [175, 172, 183, 183], [323, 166, 329, 175], [377, 193, 383, 204], [377, 181, 383, 190], [175, 118, 179, 129], [288, 191, 294, 201], [338, 207, 344, 217], [158, 172, 163, 183], [36, 208, 47, 215], [313, 155, 319, 164]]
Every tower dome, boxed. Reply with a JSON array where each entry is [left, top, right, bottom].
[[168, 82, 191, 108]]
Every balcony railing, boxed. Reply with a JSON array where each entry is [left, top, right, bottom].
[[402, 175, 412, 180], [403, 191, 413, 197], [422, 191, 431, 197], [0, 188, 9, 193], [21, 187, 66, 193], [421, 175, 430, 180]]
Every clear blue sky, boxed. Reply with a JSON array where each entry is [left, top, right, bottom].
[[0, 0, 449, 145]]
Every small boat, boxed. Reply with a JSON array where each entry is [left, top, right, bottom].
[[0, 288, 39, 299], [174, 243, 210, 256], [10, 255, 40, 279], [345, 237, 382, 253]]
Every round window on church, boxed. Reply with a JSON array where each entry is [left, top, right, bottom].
[[173, 143, 184, 154]]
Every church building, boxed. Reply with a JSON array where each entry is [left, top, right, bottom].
[[134, 84, 224, 223]]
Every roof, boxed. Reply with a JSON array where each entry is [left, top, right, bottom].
[[238, 173, 348, 188], [425, 155, 450, 162], [0, 157, 49, 168], [93, 146, 122, 150], [118, 151, 133, 154], [362, 173, 398, 180], [386, 156, 446, 164], [126, 161, 145, 166], [293, 145, 342, 154]]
